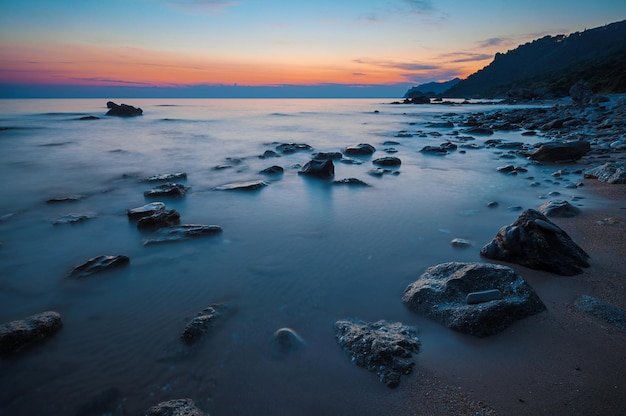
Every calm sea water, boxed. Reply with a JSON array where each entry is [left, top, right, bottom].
[[0, 99, 603, 415]]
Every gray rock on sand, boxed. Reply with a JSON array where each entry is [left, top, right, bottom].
[[145, 398, 206, 416], [574, 295, 626, 330], [528, 140, 590, 162], [0, 311, 63, 354], [538, 200, 581, 217], [480, 209, 590, 276], [584, 162, 626, 184], [402, 262, 546, 337], [68, 255, 130, 279], [334, 319, 420, 388]]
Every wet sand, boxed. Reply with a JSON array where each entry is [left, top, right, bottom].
[[395, 181, 626, 416]]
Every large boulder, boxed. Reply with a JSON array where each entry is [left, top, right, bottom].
[[402, 262, 546, 337], [105, 101, 143, 117], [68, 255, 130, 279], [584, 162, 626, 184], [145, 398, 206, 416], [0, 311, 63, 354], [528, 141, 590, 162], [480, 209, 590, 275], [334, 319, 420, 388], [298, 158, 335, 179]]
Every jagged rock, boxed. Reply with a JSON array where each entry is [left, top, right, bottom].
[[105, 101, 143, 117], [538, 200, 581, 217], [333, 178, 370, 186], [260, 165, 284, 175], [143, 224, 223, 245], [214, 180, 268, 191], [275, 143, 313, 154], [0, 311, 63, 354], [343, 143, 376, 156], [271, 328, 307, 358], [144, 183, 189, 198], [144, 173, 187, 183], [127, 202, 166, 220], [68, 255, 130, 279], [584, 162, 626, 184], [137, 209, 181, 229], [372, 156, 401, 167], [528, 141, 590, 162], [145, 398, 206, 416], [402, 262, 546, 337], [480, 209, 590, 275], [181, 303, 233, 344], [334, 319, 420, 388], [298, 158, 334, 179], [574, 295, 626, 330]]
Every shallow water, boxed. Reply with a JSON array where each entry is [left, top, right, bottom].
[[0, 99, 609, 415]]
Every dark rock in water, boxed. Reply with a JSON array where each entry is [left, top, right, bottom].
[[144, 183, 189, 198], [276, 142, 313, 154], [260, 149, 280, 159], [584, 162, 626, 184], [463, 126, 494, 135], [402, 262, 546, 337], [181, 303, 233, 344], [372, 156, 401, 167], [334, 319, 420, 388], [68, 255, 130, 279], [529, 141, 590, 162], [497, 164, 528, 174], [298, 158, 334, 179], [313, 151, 343, 160], [368, 168, 400, 177], [538, 200, 581, 217], [271, 327, 307, 358], [451, 238, 472, 248], [480, 209, 590, 275], [105, 101, 143, 117], [144, 172, 187, 183], [420, 145, 448, 155], [334, 178, 370, 186], [53, 212, 95, 225], [0, 311, 63, 354], [343, 143, 376, 156], [137, 209, 180, 230], [145, 398, 206, 416], [427, 121, 454, 128], [260, 165, 284, 175], [46, 195, 84, 203], [574, 295, 626, 330], [79, 115, 100, 121], [127, 202, 166, 220], [143, 224, 223, 245], [214, 180, 268, 191]]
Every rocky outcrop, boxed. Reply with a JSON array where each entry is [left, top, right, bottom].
[[538, 200, 581, 217], [574, 295, 626, 330], [528, 141, 591, 162], [334, 319, 420, 388], [214, 180, 268, 191], [143, 225, 223, 245], [181, 303, 233, 344], [298, 158, 335, 179], [402, 262, 546, 337], [270, 328, 307, 358], [480, 209, 590, 275], [145, 398, 206, 416], [343, 143, 375, 156], [105, 101, 143, 117], [68, 255, 130, 279], [584, 162, 626, 184], [127, 202, 166, 220], [0, 311, 63, 354]]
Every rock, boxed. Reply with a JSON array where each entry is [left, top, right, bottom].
[[259, 149, 280, 159], [145, 398, 206, 416], [368, 168, 400, 177], [143, 224, 223, 245], [53, 212, 95, 225], [0, 311, 63, 355], [313, 152, 343, 160], [144, 183, 189, 198], [427, 121, 454, 128], [402, 262, 546, 336], [497, 165, 527, 174], [480, 209, 590, 275], [181, 303, 233, 344], [538, 200, 581, 217], [334, 319, 420, 388], [46, 195, 84, 203], [144, 173, 187, 183], [528, 141, 590, 162], [298, 158, 334, 179], [451, 238, 472, 248], [372, 156, 401, 167], [79, 115, 100, 121], [584, 162, 626, 184], [68, 255, 130, 279], [463, 126, 494, 135], [137, 209, 181, 230], [214, 180, 268, 191], [127, 202, 166, 220], [419, 145, 449, 155], [574, 295, 626, 330], [333, 178, 370, 186], [260, 165, 284, 175], [343, 143, 375, 156], [105, 101, 143, 117], [275, 143, 313, 154], [271, 328, 307, 358]]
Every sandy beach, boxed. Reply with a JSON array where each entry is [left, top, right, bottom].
[[394, 180, 626, 416]]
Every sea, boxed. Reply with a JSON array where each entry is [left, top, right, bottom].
[[0, 98, 610, 415]]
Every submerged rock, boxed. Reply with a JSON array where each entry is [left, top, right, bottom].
[[127, 202, 166, 220], [181, 303, 234, 344], [574, 295, 626, 330], [372, 156, 401, 167], [53, 212, 95, 225], [584, 162, 626, 184], [143, 224, 223, 245], [136, 209, 181, 230], [402, 262, 546, 337], [298, 158, 335, 179], [333, 178, 370, 186], [275, 143, 313, 154], [538, 200, 581, 217], [334, 319, 420, 388], [105, 101, 143, 117], [343, 143, 375, 156], [145, 398, 206, 416], [260, 165, 284, 175], [144, 172, 187, 183], [46, 195, 84, 203], [480, 209, 590, 275], [271, 327, 307, 358], [214, 180, 268, 191], [528, 141, 590, 162], [144, 183, 189, 198], [0, 311, 63, 355], [68, 255, 130, 279]]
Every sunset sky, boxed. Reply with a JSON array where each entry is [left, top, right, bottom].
[[1, 0, 625, 97]]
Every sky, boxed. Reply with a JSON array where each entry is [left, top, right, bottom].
[[0, 0, 625, 97]]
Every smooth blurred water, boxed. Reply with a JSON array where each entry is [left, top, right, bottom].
[[0, 99, 602, 415]]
